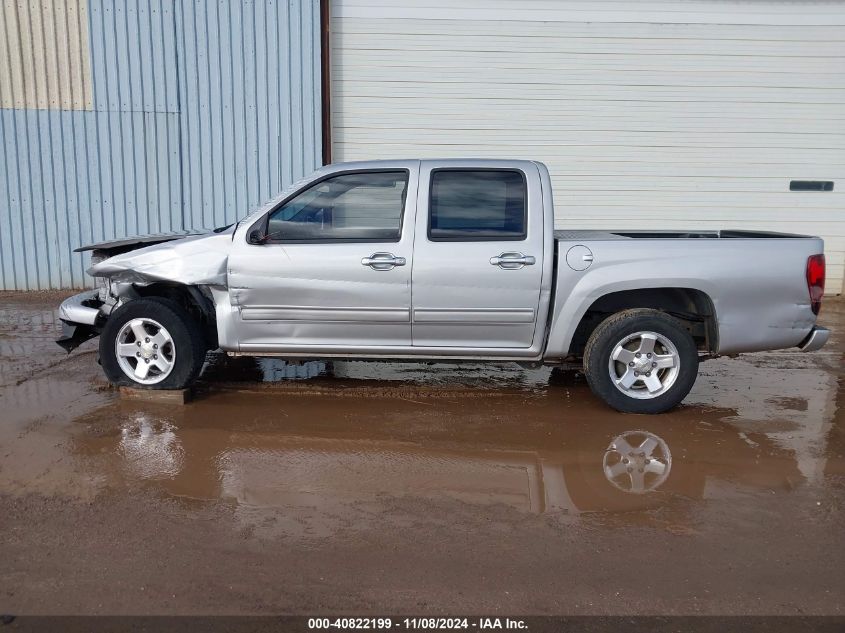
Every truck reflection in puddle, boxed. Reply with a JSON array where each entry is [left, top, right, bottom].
[[71, 356, 834, 536], [107, 413, 688, 515]]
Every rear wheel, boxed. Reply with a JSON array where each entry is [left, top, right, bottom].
[[583, 309, 699, 414], [100, 297, 206, 389]]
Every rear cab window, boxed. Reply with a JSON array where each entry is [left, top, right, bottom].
[[428, 169, 527, 241]]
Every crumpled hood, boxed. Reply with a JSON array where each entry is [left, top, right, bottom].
[[87, 229, 235, 286], [74, 230, 209, 253]]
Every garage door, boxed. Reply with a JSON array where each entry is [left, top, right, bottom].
[[330, 0, 845, 294]]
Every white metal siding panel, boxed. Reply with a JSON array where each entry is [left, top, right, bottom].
[[331, 0, 845, 294], [0, 0, 93, 110]]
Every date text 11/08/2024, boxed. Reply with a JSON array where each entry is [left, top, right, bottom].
[[307, 617, 528, 630]]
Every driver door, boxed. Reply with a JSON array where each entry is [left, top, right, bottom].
[[228, 163, 419, 352]]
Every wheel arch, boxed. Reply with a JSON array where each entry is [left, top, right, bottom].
[[129, 283, 218, 349], [554, 286, 718, 358]]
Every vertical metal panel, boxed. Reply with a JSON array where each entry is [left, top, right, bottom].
[[174, 0, 321, 233], [0, 2, 101, 288], [0, 0, 322, 289], [87, 0, 183, 245]]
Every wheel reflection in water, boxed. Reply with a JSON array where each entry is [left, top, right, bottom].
[[602, 430, 671, 494]]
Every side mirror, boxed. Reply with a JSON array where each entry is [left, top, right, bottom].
[[248, 228, 265, 244]]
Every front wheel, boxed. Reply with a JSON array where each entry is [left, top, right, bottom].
[[583, 309, 699, 414], [99, 297, 207, 389]]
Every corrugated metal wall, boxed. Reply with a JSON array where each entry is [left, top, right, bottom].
[[0, 0, 321, 290]]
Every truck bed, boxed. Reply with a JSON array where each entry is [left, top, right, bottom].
[[553, 229, 813, 241]]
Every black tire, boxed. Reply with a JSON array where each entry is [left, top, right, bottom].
[[99, 297, 207, 390], [583, 309, 699, 414]]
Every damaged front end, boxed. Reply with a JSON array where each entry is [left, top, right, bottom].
[[56, 227, 234, 353]]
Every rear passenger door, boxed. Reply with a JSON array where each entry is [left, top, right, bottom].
[[411, 161, 545, 351]]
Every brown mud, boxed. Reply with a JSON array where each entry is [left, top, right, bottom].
[[1, 291, 843, 614]]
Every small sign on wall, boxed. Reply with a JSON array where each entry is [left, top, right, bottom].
[[790, 181, 835, 192]]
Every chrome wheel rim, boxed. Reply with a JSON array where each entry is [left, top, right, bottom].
[[607, 330, 680, 400], [603, 430, 672, 494], [115, 318, 176, 385]]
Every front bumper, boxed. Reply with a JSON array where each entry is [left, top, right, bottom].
[[58, 290, 101, 325], [56, 291, 104, 352], [798, 326, 830, 352]]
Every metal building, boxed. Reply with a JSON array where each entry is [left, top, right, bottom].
[[0, 0, 321, 289], [3, 0, 845, 294]]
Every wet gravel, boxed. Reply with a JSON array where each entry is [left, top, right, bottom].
[[1, 291, 843, 615]]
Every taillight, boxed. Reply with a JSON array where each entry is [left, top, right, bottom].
[[806, 254, 825, 315]]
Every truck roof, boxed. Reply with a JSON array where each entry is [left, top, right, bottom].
[[323, 158, 544, 170]]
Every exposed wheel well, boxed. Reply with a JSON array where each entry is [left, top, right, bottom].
[[568, 288, 717, 357], [132, 283, 218, 349]]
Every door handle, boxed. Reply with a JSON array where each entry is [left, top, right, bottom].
[[490, 252, 536, 269], [362, 252, 406, 271]]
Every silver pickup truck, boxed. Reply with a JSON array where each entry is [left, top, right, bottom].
[[57, 159, 829, 413]]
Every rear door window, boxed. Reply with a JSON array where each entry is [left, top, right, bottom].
[[428, 169, 526, 241]]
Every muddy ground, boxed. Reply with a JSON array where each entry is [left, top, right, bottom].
[[0, 291, 843, 615]]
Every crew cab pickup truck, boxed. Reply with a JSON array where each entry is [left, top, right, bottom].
[[57, 159, 830, 413]]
